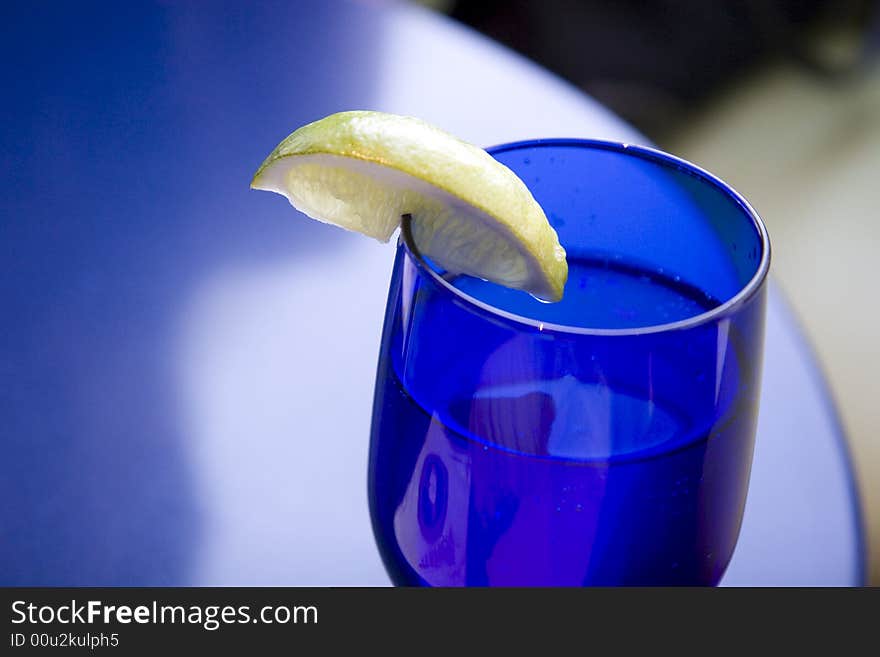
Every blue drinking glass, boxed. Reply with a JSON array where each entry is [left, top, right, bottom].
[[368, 139, 770, 586]]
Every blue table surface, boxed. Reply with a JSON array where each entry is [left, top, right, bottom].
[[0, 0, 865, 586]]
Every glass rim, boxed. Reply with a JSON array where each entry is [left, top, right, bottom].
[[401, 138, 771, 337]]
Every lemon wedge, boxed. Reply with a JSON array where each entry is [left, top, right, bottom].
[[251, 111, 567, 301]]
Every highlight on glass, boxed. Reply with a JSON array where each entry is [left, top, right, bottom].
[[368, 139, 771, 586]]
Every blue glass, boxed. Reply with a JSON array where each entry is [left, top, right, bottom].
[[368, 140, 770, 586]]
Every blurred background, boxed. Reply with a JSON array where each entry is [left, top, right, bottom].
[[423, 0, 880, 583]]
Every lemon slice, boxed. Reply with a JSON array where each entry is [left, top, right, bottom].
[[251, 110, 568, 301]]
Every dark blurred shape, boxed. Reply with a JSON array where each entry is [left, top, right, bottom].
[[449, 0, 879, 138]]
